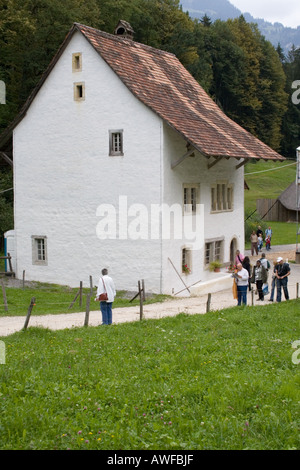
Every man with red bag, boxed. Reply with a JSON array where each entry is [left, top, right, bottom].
[[96, 268, 116, 325]]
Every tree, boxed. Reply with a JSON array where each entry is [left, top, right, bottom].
[[280, 46, 300, 158]]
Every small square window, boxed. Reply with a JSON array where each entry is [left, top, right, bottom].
[[32, 236, 48, 265], [72, 53, 82, 72], [109, 130, 124, 156], [74, 82, 85, 101]]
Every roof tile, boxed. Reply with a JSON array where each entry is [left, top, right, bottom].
[[76, 23, 284, 161]]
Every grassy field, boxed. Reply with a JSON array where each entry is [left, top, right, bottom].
[[0, 282, 168, 317], [244, 160, 298, 248], [244, 160, 297, 214], [0, 300, 299, 450]]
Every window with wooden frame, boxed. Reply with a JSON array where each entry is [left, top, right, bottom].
[[73, 82, 85, 101], [72, 52, 82, 72], [32, 236, 48, 265], [205, 239, 224, 265], [109, 130, 124, 156], [211, 182, 233, 212], [183, 184, 199, 213]]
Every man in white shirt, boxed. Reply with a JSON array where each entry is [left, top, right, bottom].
[[235, 263, 249, 306], [97, 269, 116, 325]]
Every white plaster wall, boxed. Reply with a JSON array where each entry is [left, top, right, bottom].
[[161, 124, 245, 295], [13, 31, 164, 291]]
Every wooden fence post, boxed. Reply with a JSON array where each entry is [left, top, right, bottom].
[[84, 293, 91, 327], [79, 281, 83, 307], [296, 282, 299, 299], [7, 253, 13, 274], [68, 289, 80, 309], [138, 280, 144, 321], [23, 297, 36, 330], [206, 293, 211, 313], [1, 280, 8, 312]]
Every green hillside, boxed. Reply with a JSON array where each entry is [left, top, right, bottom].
[[244, 160, 298, 246], [244, 160, 297, 213]]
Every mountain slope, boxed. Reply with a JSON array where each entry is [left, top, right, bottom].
[[180, 0, 300, 53]]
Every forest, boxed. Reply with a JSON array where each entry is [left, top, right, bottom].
[[0, 0, 300, 237]]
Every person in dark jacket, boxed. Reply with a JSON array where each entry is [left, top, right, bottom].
[[242, 256, 251, 292], [275, 257, 290, 302]]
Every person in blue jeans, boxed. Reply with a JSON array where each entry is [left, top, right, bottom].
[[235, 263, 249, 306], [96, 268, 116, 324], [275, 257, 290, 302]]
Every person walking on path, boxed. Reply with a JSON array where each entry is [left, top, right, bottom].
[[96, 268, 116, 325], [250, 231, 258, 256], [251, 260, 268, 301], [275, 257, 290, 302], [234, 263, 249, 306]]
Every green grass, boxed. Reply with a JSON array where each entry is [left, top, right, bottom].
[[244, 160, 298, 248], [0, 301, 299, 450], [245, 221, 298, 249], [244, 160, 296, 214], [0, 282, 169, 317]]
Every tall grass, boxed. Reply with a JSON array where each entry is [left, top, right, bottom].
[[0, 301, 299, 450]]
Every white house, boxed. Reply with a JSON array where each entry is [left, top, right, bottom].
[[0, 21, 284, 295]]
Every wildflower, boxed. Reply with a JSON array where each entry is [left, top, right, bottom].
[[78, 430, 82, 435]]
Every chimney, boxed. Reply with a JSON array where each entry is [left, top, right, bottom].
[[114, 20, 134, 40]]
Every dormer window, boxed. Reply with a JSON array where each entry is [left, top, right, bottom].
[[114, 20, 134, 40], [72, 52, 82, 72]]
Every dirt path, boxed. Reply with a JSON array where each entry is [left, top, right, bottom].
[[1, 245, 299, 337]]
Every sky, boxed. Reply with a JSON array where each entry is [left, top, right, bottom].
[[231, 0, 300, 28]]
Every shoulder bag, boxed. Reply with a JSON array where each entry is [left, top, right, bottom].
[[98, 277, 108, 301]]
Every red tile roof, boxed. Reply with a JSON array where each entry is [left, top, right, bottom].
[[0, 23, 285, 161], [77, 23, 284, 161]]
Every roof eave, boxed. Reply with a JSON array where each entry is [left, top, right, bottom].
[[0, 23, 79, 149]]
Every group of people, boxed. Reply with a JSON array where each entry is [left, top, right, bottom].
[[233, 249, 291, 306], [250, 225, 272, 255]]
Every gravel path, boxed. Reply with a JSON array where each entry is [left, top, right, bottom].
[[1, 245, 299, 337]]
